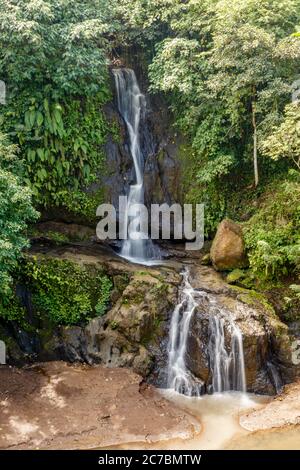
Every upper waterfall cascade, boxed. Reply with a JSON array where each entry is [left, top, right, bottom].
[[113, 68, 159, 263]]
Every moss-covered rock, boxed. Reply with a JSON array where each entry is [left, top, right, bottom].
[[82, 269, 179, 376], [20, 255, 113, 326]]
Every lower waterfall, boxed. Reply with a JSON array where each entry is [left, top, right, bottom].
[[208, 314, 246, 393], [167, 268, 247, 396], [167, 269, 203, 396]]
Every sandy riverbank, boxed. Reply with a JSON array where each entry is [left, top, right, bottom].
[[1, 362, 300, 450], [0, 361, 200, 450]]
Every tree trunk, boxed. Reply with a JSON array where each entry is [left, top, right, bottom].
[[252, 101, 259, 187]]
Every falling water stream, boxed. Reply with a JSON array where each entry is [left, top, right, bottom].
[[208, 310, 246, 393], [167, 269, 204, 396], [168, 268, 247, 396], [113, 68, 158, 263]]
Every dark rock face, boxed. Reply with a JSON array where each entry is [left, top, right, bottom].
[[97, 102, 133, 211], [143, 94, 183, 208], [99, 80, 183, 218]]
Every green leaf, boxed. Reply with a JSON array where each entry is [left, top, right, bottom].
[[36, 112, 44, 127], [37, 148, 45, 161]]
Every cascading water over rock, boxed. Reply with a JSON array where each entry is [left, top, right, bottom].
[[113, 68, 159, 263], [167, 269, 204, 396], [167, 268, 247, 396], [208, 312, 246, 393]]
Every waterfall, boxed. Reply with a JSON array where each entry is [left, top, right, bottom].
[[267, 361, 283, 394], [167, 270, 203, 396], [208, 315, 246, 393], [167, 268, 246, 396], [112, 68, 158, 263]]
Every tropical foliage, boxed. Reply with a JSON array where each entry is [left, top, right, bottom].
[[0, 133, 38, 297], [1, 0, 300, 327], [0, 0, 118, 207]]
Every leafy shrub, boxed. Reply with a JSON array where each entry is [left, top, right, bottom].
[[0, 133, 38, 298], [0, 0, 118, 211], [0, 295, 26, 324], [244, 178, 300, 278], [3, 93, 111, 208]]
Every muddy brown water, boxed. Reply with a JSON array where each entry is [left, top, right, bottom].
[[102, 390, 273, 450]]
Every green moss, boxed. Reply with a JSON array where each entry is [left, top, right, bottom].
[[113, 274, 130, 295], [150, 282, 169, 296], [140, 313, 164, 347], [226, 269, 246, 284], [110, 320, 119, 330], [231, 285, 276, 317], [127, 290, 145, 304], [29, 230, 69, 245], [201, 253, 212, 266], [226, 269, 258, 289], [21, 256, 113, 326]]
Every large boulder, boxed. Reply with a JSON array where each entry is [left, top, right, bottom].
[[210, 219, 248, 271]]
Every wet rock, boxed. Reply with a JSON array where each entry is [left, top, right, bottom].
[[80, 270, 179, 376], [184, 265, 297, 395], [210, 219, 248, 271]]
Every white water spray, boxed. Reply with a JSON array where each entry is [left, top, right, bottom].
[[167, 270, 203, 396], [167, 268, 246, 396], [208, 313, 246, 393], [113, 68, 158, 263]]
